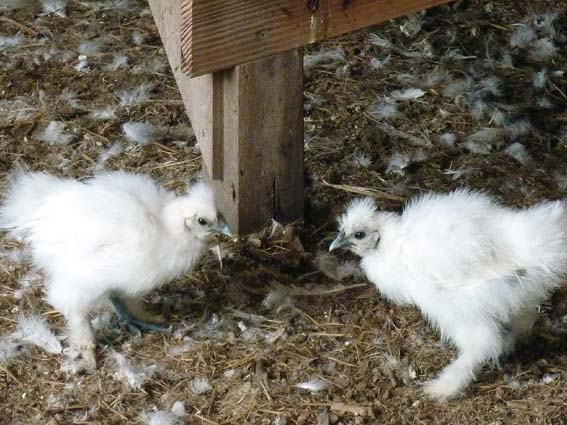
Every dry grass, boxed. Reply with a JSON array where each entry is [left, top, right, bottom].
[[2, 0, 567, 424]]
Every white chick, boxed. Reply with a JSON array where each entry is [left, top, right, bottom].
[[330, 189, 567, 399], [0, 170, 229, 369]]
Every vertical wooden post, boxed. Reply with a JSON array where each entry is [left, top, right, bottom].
[[149, 0, 304, 234], [212, 50, 304, 233]]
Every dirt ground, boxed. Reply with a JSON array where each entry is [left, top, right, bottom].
[[2, 0, 567, 424]]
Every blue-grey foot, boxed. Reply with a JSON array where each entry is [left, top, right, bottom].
[[110, 296, 170, 337]]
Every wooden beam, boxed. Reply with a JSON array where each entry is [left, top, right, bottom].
[[211, 49, 304, 233], [181, 0, 454, 77]]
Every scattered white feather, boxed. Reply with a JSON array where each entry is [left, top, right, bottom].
[[39, 121, 76, 144], [142, 402, 185, 425], [490, 109, 508, 126], [170, 401, 185, 418], [367, 99, 399, 121], [529, 38, 557, 62], [369, 56, 389, 71], [399, 13, 422, 37], [500, 52, 514, 68], [478, 77, 501, 96], [505, 143, 531, 164], [74, 55, 89, 72], [464, 128, 506, 154], [505, 119, 532, 138], [78, 40, 104, 55], [304, 48, 345, 68], [368, 33, 391, 49], [104, 53, 128, 72], [421, 68, 448, 88], [18, 269, 43, 289], [439, 132, 456, 147], [41, 0, 67, 16], [542, 373, 558, 384], [0, 34, 25, 50], [131, 31, 145, 45], [111, 351, 158, 389], [470, 98, 488, 121], [190, 377, 212, 395], [15, 315, 62, 354], [262, 289, 293, 313], [165, 337, 194, 356], [96, 142, 124, 170], [443, 77, 473, 99], [87, 106, 116, 120], [295, 378, 328, 392], [510, 24, 536, 48], [554, 173, 567, 191], [533, 70, 547, 89], [386, 152, 411, 174], [117, 83, 152, 107], [0, 100, 36, 122], [122, 121, 159, 145], [534, 13, 557, 38], [391, 88, 425, 101], [443, 166, 472, 181], [537, 97, 553, 109], [352, 152, 372, 168]]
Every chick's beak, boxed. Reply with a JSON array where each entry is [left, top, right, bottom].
[[211, 222, 232, 236], [329, 231, 350, 251]]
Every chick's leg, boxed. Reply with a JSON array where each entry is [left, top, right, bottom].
[[423, 323, 505, 400], [47, 284, 97, 371], [110, 295, 168, 337], [67, 310, 97, 370]]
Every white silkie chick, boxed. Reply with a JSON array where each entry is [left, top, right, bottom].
[[0, 170, 229, 370], [330, 189, 567, 399]]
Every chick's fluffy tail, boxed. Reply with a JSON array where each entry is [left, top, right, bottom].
[[0, 169, 65, 240]]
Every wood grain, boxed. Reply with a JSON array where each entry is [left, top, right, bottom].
[[148, 0, 223, 179], [181, 0, 454, 77], [214, 49, 305, 233]]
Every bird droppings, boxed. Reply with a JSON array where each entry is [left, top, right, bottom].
[[3, 0, 567, 423]]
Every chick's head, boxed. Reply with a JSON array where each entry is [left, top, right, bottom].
[[168, 182, 230, 240], [330, 197, 383, 256]]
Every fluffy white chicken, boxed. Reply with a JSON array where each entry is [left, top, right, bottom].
[[330, 189, 567, 399], [0, 170, 229, 369]]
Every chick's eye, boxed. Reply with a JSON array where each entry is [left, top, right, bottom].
[[197, 218, 208, 226], [354, 231, 366, 240]]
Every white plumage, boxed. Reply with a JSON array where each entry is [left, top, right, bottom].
[[0, 170, 227, 369], [330, 189, 567, 399]]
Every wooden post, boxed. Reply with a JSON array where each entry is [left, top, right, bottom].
[[213, 50, 304, 233], [149, 0, 304, 234]]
